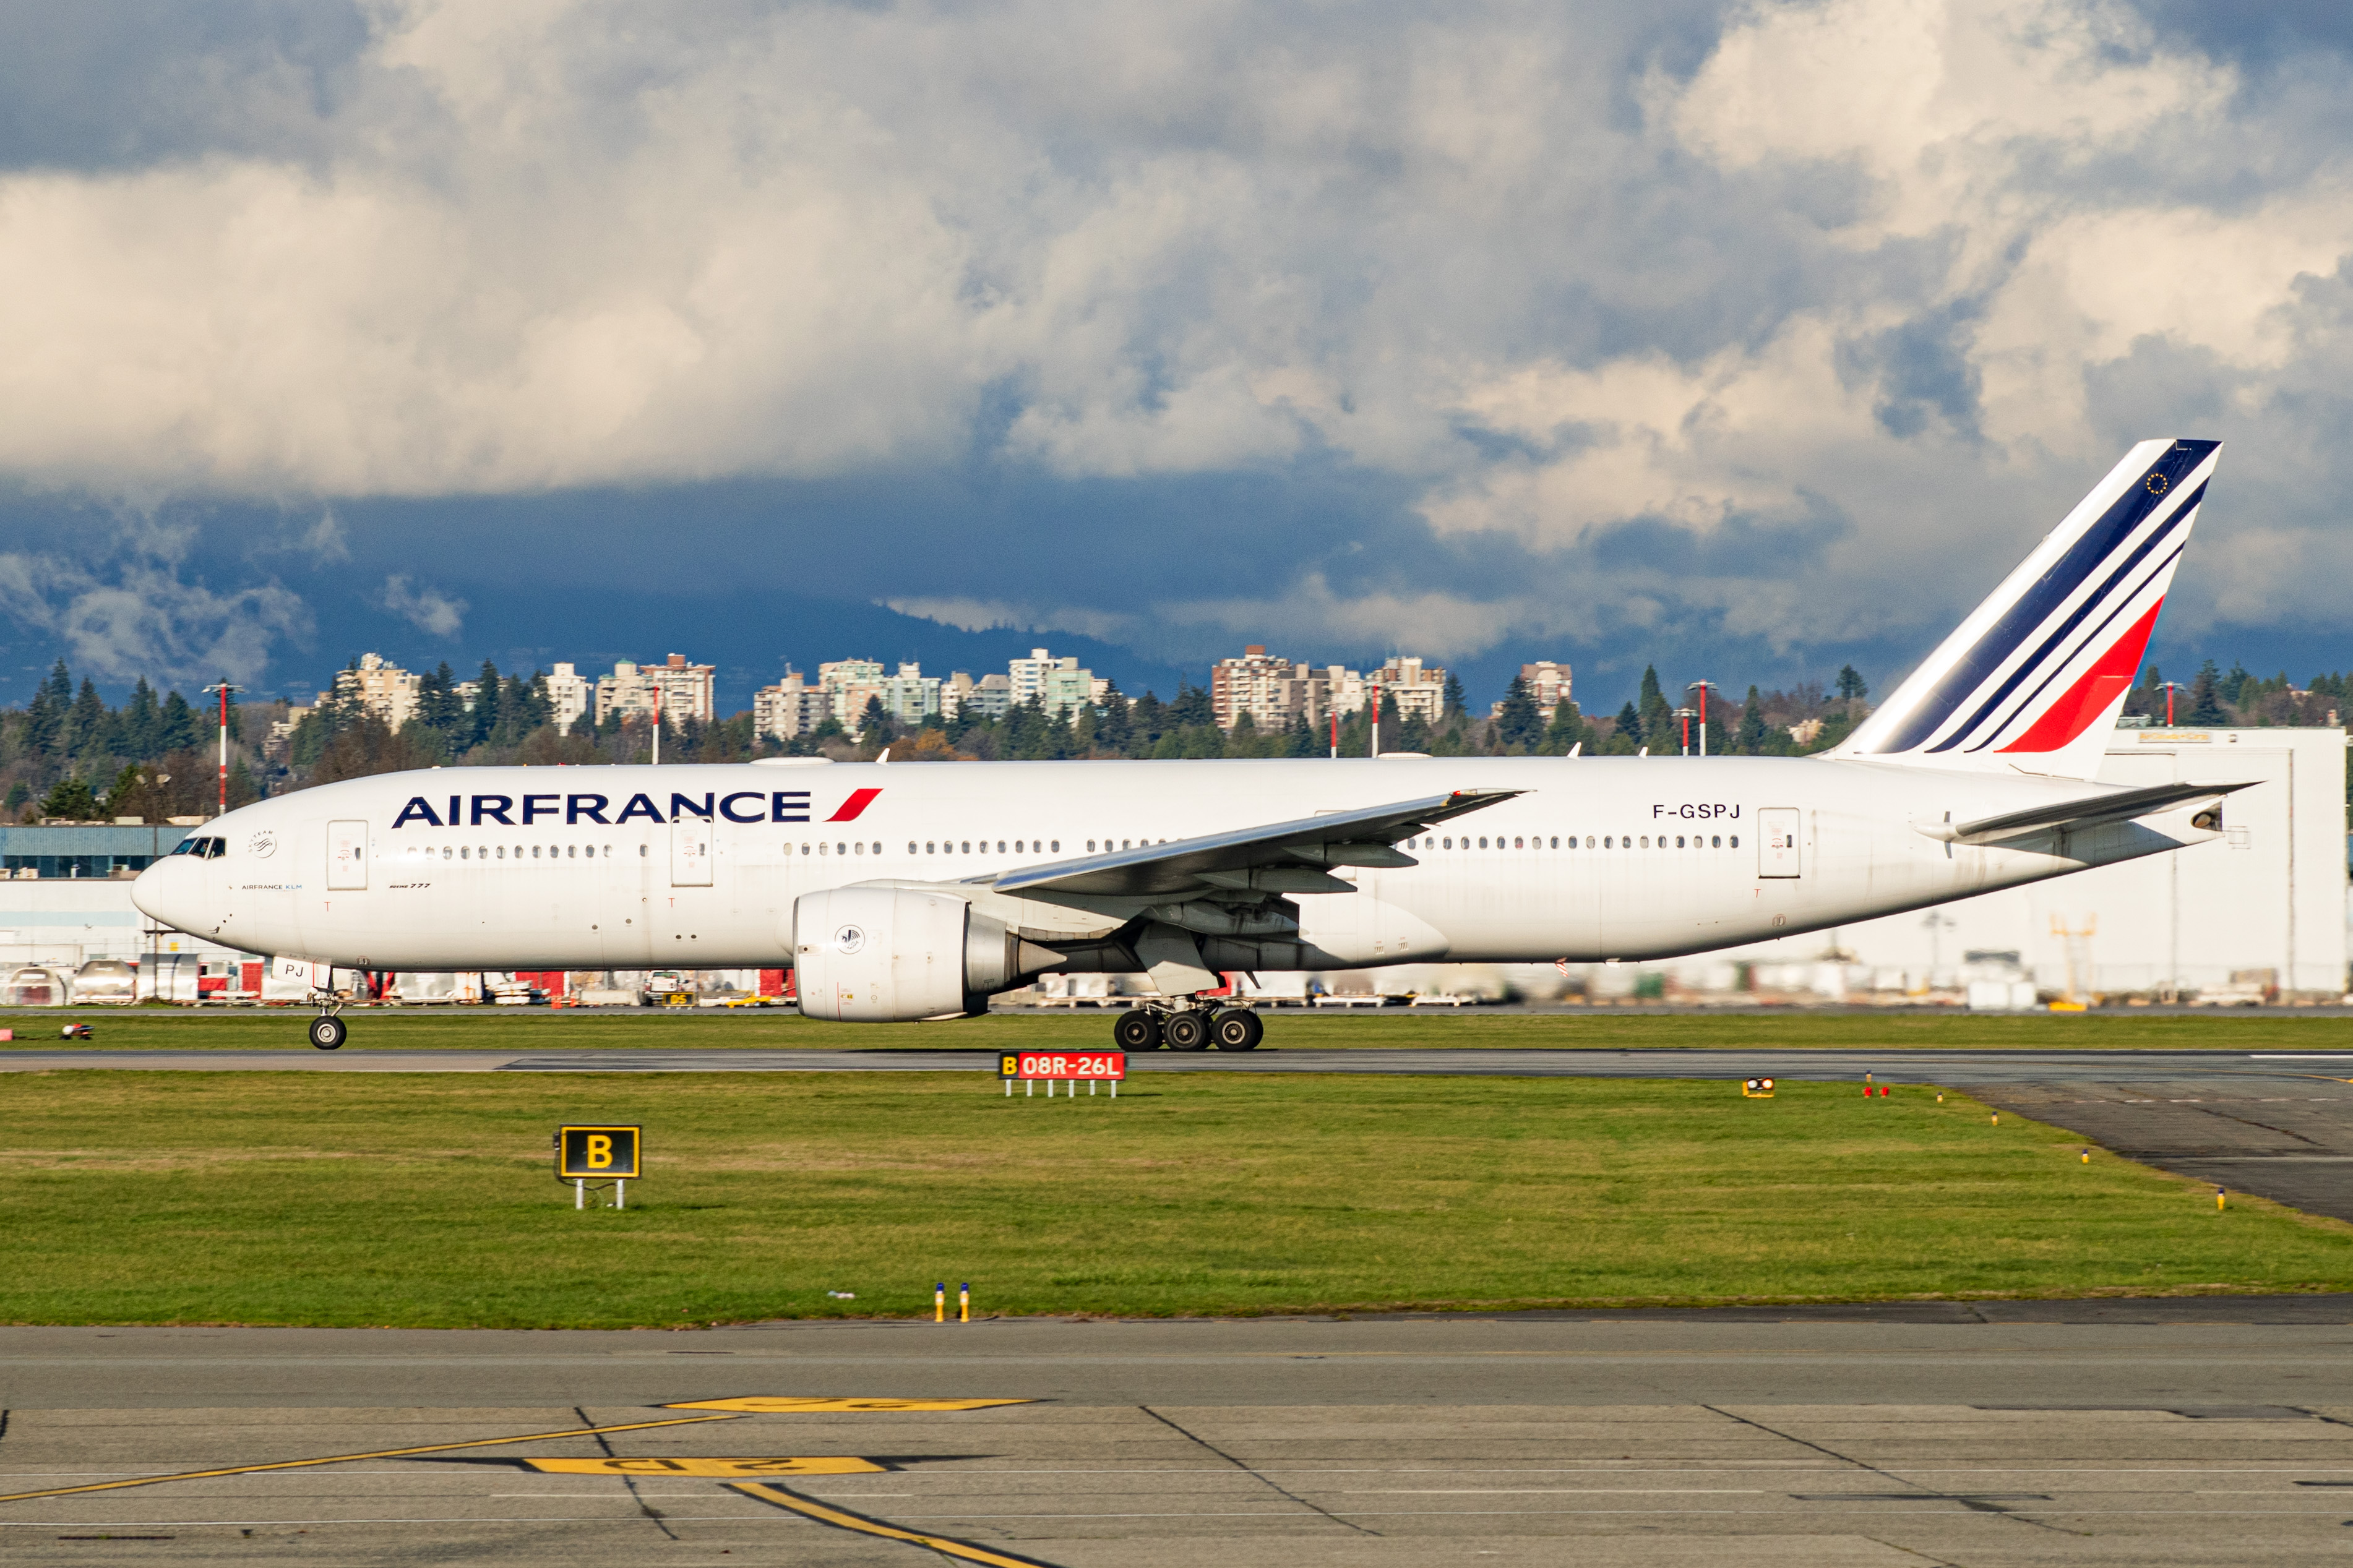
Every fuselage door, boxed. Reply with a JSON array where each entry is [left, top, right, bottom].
[[327, 821, 369, 889], [671, 820, 713, 886], [1758, 807, 1801, 878]]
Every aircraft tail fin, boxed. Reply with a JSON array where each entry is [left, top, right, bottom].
[[1832, 438, 2221, 781]]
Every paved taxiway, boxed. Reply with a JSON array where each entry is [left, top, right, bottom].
[[7, 1309, 2353, 1566]]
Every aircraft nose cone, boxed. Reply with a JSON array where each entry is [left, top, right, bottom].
[[131, 855, 202, 932]]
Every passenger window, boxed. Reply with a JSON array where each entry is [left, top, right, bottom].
[[961, 841, 971, 854], [908, 841, 918, 854], [496, 846, 505, 860], [1711, 835, 1721, 847], [1604, 836, 1613, 848], [1050, 840, 1060, 852], [926, 842, 936, 854], [1730, 835, 1740, 848], [1549, 836, 1559, 848], [1675, 836, 1684, 848], [1086, 840, 1096, 852], [1513, 836, 1523, 849], [853, 842, 864, 855], [819, 842, 828, 855]]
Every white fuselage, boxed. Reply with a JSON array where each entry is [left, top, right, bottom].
[[131, 755, 2214, 979]]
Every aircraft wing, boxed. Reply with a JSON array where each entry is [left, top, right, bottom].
[[1940, 779, 2255, 846], [982, 789, 1522, 899]]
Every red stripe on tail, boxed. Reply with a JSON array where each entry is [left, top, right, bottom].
[[1997, 600, 2162, 754]]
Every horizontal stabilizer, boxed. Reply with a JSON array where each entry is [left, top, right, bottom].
[[986, 788, 1521, 899], [1927, 780, 2254, 846]]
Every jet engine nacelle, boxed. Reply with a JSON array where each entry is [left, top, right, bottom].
[[791, 887, 1022, 1022]]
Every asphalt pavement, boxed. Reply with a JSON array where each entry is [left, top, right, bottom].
[[8, 1313, 2353, 1566]]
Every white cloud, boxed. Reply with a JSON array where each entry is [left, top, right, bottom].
[[0, 548, 310, 688], [1, 0, 2352, 664], [381, 573, 467, 638]]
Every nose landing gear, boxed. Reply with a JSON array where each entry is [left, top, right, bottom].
[[1111, 1003, 1262, 1052], [308, 989, 347, 1050]]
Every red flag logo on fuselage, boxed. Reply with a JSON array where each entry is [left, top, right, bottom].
[[827, 788, 882, 823]]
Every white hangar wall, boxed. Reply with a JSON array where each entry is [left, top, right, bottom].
[[1685, 727, 2347, 998]]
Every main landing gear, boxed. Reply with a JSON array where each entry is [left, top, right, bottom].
[[1115, 1003, 1262, 1052]]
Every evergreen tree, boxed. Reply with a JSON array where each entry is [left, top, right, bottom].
[[39, 776, 101, 820], [121, 678, 160, 758], [157, 690, 202, 753], [1397, 709, 1433, 753], [1094, 680, 1131, 755], [1637, 666, 1674, 752], [25, 660, 69, 756], [1610, 699, 1642, 755], [470, 660, 502, 748], [63, 678, 107, 758], [1541, 698, 1585, 755], [1441, 670, 1466, 717], [416, 662, 460, 734], [1737, 685, 1770, 755], [2186, 659, 2227, 726], [1835, 664, 1868, 703], [1169, 682, 1214, 729], [1494, 676, 1542, 751]]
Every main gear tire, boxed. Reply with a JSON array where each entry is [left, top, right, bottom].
[[1211, 1008, 1263, 1050], [1113, 1009, 1164, 1051], [1162, 1009, 1210, 1051], [308, 1015, 348, 1051]]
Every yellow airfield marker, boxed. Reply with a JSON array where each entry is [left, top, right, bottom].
[[665, 1396, 1033, 1413], [522, 1456, 885, 1476], [733, 1481, 1059, 1567], [0, 1414, 739, 1506]]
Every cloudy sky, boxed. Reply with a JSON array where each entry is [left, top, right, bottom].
[[2, 0, 2349, 713]]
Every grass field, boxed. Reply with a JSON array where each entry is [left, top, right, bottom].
[[2, 1005, 2351, 1052], [4, 1069, 2348, 1327]]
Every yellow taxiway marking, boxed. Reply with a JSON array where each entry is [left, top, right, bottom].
[[732, 1481, 1060, 1567], [0, 1415, 742, 1506], [522, 1456, 885, 1476], [668, 1397, 1032, 1413]]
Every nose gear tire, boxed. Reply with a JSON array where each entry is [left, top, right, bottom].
[[308, 1015, 348, 1051]]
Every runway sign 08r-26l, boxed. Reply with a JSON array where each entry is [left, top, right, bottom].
[[1000, 1052, 1125, 1098]]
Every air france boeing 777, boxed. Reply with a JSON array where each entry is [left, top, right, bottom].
[[136, 439, 2243, 1051]]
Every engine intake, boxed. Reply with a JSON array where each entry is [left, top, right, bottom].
[[793, 887, 1026, 1022]]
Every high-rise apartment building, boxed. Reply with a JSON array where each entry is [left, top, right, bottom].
[[1518, 661, 1573, 718], [1210, 646, 1326, 730], [753, 670, 832, 741], [1208, 647, 1450, 730], [544, 662, 592, 735], [595, 654, 715, 729], [333, 653, 421, 730], [1009, 649, 1099, 719]]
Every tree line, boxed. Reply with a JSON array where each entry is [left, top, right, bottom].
[[1, 651, 2346, 820]]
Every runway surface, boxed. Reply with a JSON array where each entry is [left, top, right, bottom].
[[4, 1045, 2352, 1082], [7, 1311, 2353, 1566]]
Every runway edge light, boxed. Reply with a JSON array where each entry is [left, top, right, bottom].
[[1741, 1077, 1774, 1099]]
